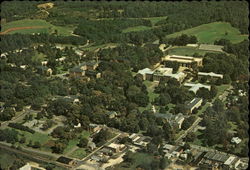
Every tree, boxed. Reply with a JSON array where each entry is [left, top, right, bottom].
[[0, 107, 15, 121], [160, 157, 169, 169], [19, 137, 26, 144], [78, 138, 88, 148], [33, 141, 41, 148]]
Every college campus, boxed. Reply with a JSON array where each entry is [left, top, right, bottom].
[[0, 1, 249, 170]]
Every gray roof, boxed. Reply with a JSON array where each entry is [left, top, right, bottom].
[[204, 152, 229, 163]]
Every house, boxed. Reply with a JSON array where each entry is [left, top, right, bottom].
[[180, 153, 188, 160], [55, 57, 66, 62], [56, 156, 76, 165], [106, 143, 126, 153], [41, 60, 48, 66], [184, 83, 211, 94], [162, 55, 203, 68], [198, 72, 223, 79], [186, 98, 203, 113], [163, 144, 175, 153], [89, 123, 102, 133], [20, 65, 28, 70], [36, 66, 52, 76], [129, 133, 151, 147], [74, 123, 81, 128], [69, 66, 85, 77], [107, 111, 118, 119], [37, 2, 54, 9], [85, 70, 101, 79], [87, 138, 96, 150], [231, 137, 242, 144], [174, 113, 185, 129]]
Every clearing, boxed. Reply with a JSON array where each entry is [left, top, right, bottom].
[[166, 22, 246, 44], [1, 19, 74, 36]]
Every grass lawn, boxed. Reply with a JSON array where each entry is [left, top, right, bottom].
[[16, 130, 51, 145], [168, 46, 221, 56], [122, 26, 152, 33], [166, 22, 247, 44], [63, 139, 79, 154], [0, 152, 15, 169], [69, 148, 87, 159], [143, 16, 168, 26], [1, 19, 73, 36], [81, 43, 117, 51]]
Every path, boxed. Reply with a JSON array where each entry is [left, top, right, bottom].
[[0, 26, 45, 35]]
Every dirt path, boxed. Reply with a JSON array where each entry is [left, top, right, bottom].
[[0, 26, 45, 35]]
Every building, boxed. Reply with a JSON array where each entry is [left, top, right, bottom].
[[37, 2, 54, 9], [107, 111, 119, 119], [19, 162, 45, 170], [174, 113, 185, 129], [184, 83, 211, 94], [231, 137, 242, 144], [129, 133, 151, 147], [69, 61, 100, 78], [137, 68, 154, 80], [162, 55, 203, 68], [56, 156, 76, 165], [137, 66, 186, 82], [186, 98, 203, 113], [89, 123, 102, 133], [198, 72, 223, 79], [106, 143, 126, 153]]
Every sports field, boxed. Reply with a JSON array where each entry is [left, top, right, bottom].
[[1, 19, 74, 36], [166, 22, 247, 44], [168, 46, 222, 56]]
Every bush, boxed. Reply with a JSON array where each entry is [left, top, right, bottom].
[[8, 123, 35, 134]]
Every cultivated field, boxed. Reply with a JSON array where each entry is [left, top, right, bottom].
[[1, 19, 74, 36], [166, 22, 247, 44]]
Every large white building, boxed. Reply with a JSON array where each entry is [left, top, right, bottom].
[[184, 83, 211, 94], [162, 55, 203, 68]]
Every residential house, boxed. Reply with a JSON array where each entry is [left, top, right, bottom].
[[186, 98, 203, 113], [106, 143, 126, 153], [107, 111, 119, 119], [89, 123, 102, 133], [231, 137, 242, 144]]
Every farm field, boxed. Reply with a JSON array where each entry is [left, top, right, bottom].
[[168, 46, 221, 56], [1, 19, 74, 36], [166, 22, 247, 44]]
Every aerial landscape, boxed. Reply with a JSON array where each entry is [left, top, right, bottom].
[[0, 1, 249, 170]]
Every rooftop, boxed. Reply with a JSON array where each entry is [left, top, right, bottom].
[[184, 83, 211, 93], [198, 72, 223, 78], [186, 98, 203, 109], [138, 68, 154, 75]]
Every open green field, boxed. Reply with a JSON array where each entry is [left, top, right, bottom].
[[122, 26, 152, 33], [166, 22, 247, 44], [144, 16, 168, 26], [168, 46, 221, 56], [69, 148, 87, 159], [1, 19, 74, 36], [0, 152, 15, 169]]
